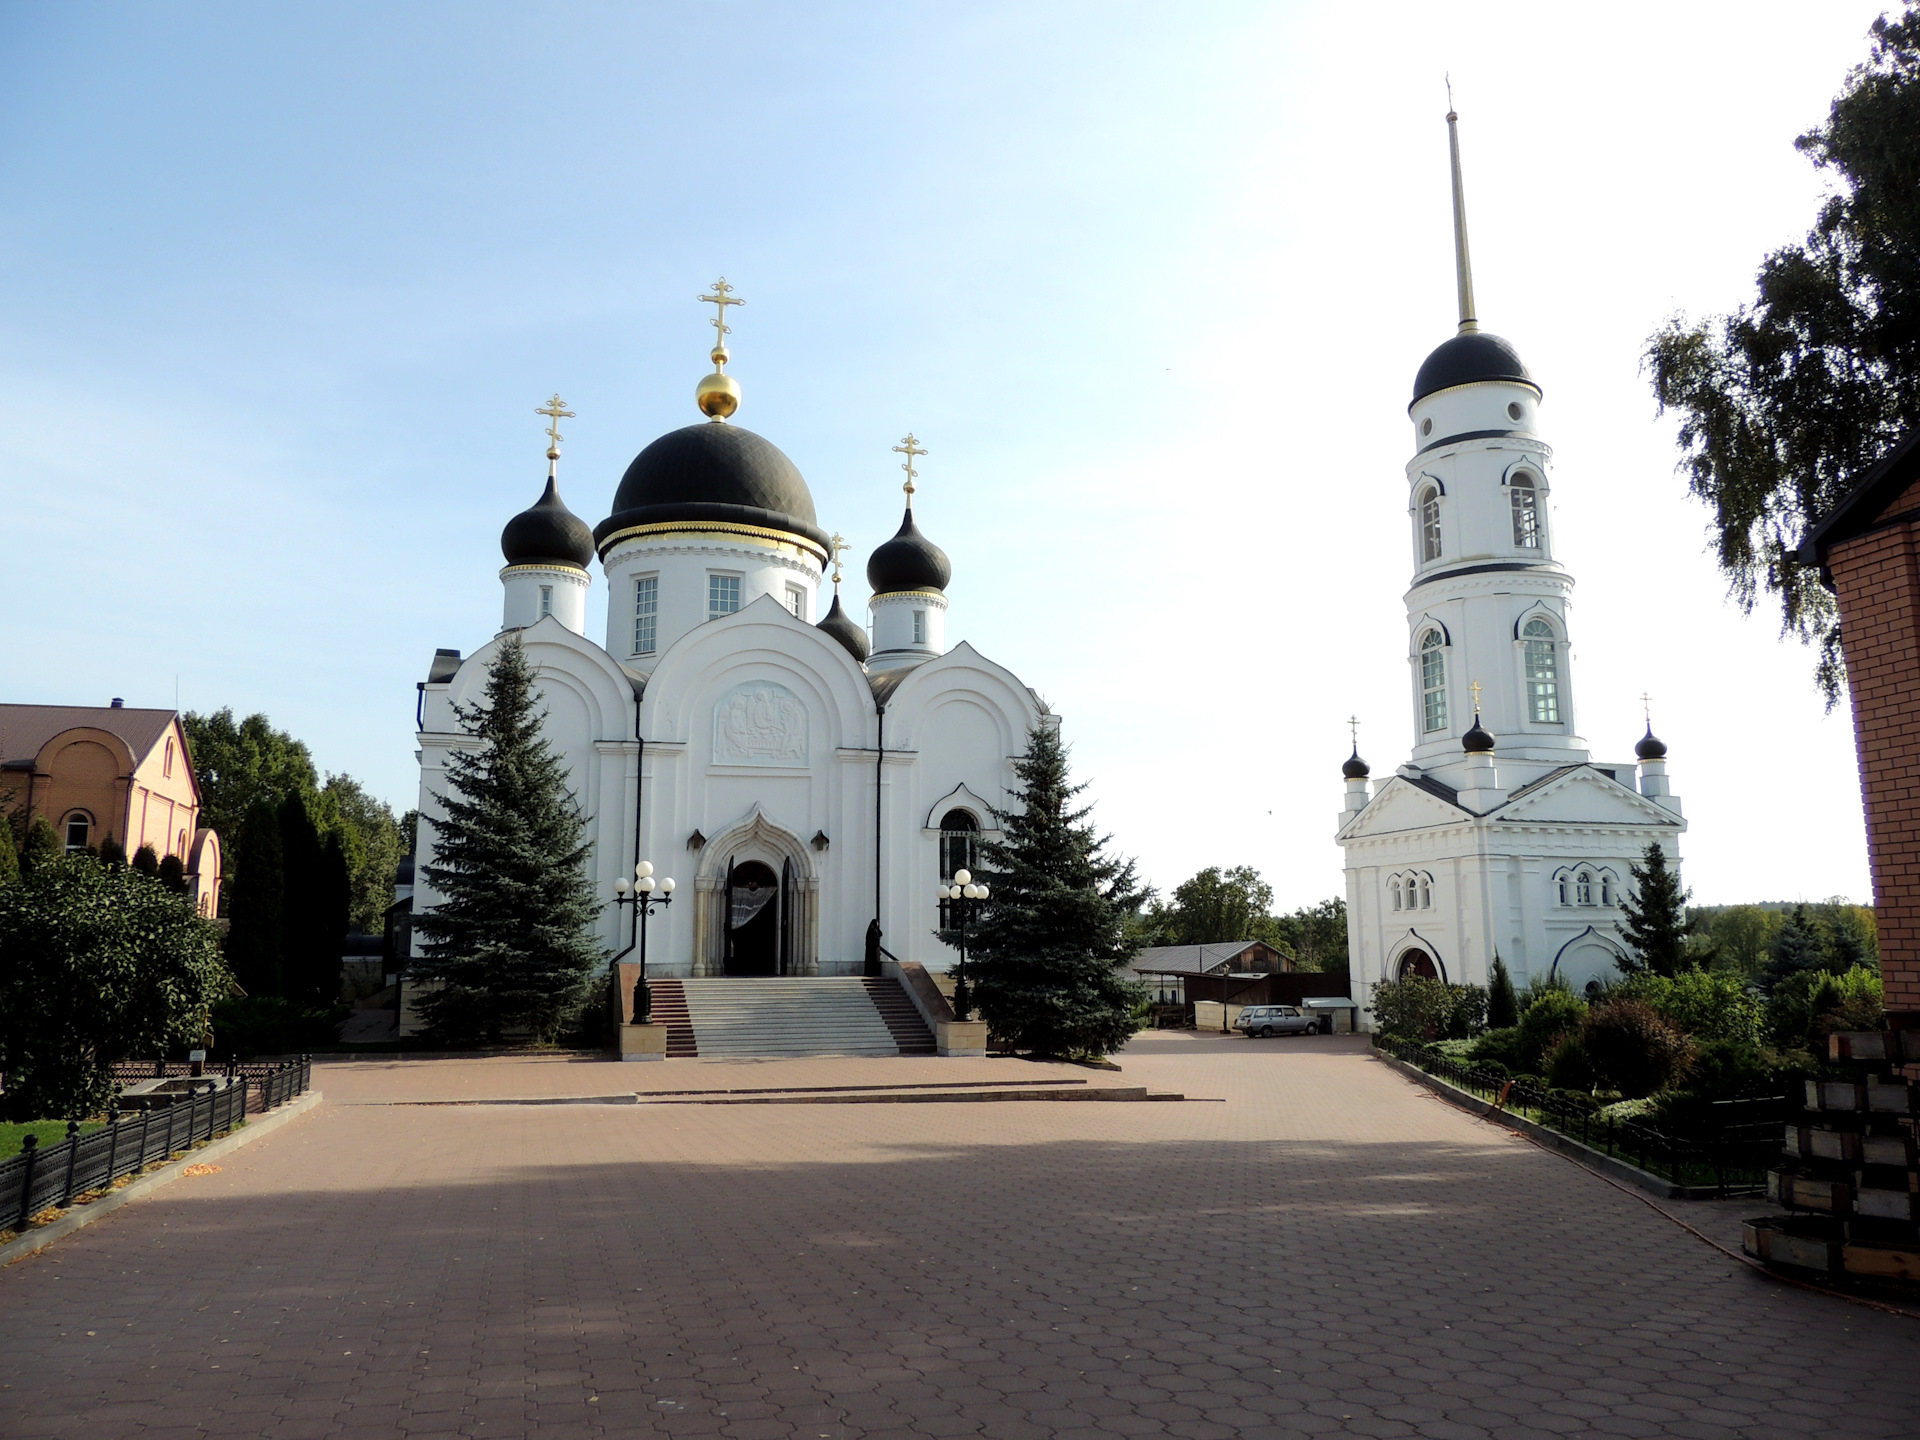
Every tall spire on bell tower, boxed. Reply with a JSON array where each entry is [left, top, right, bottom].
[[1446, 80, 1477, 335]]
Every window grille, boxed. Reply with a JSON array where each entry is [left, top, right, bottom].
[[538, 585, 553, 618], [1420, 631, 1448, 732], [1510, 475, 1541, 548], [633, 577, 658, 654], [1523, 618, 1560, 723], [1420, 487, 1442, 562], [708, 573, 740, 619], [785, 585, 805, 620], [913, 610, 927, 645], [1577, 871, 1594, 906]]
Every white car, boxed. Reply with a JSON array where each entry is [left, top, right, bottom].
[[1234, 1005, 1319, 1038]]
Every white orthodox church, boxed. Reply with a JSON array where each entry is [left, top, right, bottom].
[[409, 284, 1046, 986], [1337, 112, 1687, 1021]]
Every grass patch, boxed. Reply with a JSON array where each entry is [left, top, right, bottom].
[[0, 1120, 108, 1158]]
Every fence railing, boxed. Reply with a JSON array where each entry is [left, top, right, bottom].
[[1374, 1034, 1783, 1196], [3, 1056, 312, 1233], [109, 1059, 309, 1116]]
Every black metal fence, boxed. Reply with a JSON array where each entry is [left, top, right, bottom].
[[108, 1059, 311, 1116], [3, 1056, 312, 1233], [1374, 1034, 1783, 1196]]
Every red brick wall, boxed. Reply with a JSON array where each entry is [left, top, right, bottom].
[[1830, 510, 1920, 1020]]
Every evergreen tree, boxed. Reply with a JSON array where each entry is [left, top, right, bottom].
[[1487, 952, 1520, 1030], [132, 843, 160, 877], [21, 816, 63, 877], [158, 852, 188, 894], [963, 723, 1147, 1059], [278, 794, 346, 1006], [1762, 904, 1827, 995], [1824, 910, 1867, 972], [225, 797, 286, 997], [97, 836, 127, 870], [412, 636, 602, 1044], [0, 819, 18, 887], [1618, 841, 1693, 978]]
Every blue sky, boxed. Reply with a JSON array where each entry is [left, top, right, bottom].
[[0, 2, 1895, 906]]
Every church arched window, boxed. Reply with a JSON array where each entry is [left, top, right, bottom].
[[938, 810, 980, 930], [1419, 486, 1442, 562], [1600, 872, 1615, 906], [63, 812, 92, 852], [1510, 475, 1541, 549], [1523, 619, 1561, 724], [1389, 877, 1403, 912], [1557, 873, 1571, 905], [1416, 874, 1432, 909], [1576, 870, 1594, 906], [1420, 630, 1448, 732]]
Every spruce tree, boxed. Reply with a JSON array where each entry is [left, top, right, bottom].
[[413, 635, 602, 1045], [21, 816, 63, 877], [278, 794, 346, 1007], [964, 723, 1146, 1059], [132, 843, 160, 877], [225, 797, 286, 997], [1762, 904, 1827, 995], [1618, 841, 1692, 978], [97, 837, 127, 870], [1487, 952, 1519, 1030]]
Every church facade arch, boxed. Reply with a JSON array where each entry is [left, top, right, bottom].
[[1390, 931, 1448, 983], [689, 804, 820, 976], [1549, 925, 1628, 996]]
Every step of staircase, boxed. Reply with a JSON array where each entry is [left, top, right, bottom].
[[678, 977, 935, 1058], [647, 979, 699, 1057]]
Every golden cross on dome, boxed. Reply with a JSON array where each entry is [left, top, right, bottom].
[[829, 532, 848, 588], [535, 394, 575, 463], [697, 277, 745, 353], [1470, 679, 1483, 712], [1640, 691, 1653, 724], [1348, 715, 1360, 748], [893, 433, 927, 505]]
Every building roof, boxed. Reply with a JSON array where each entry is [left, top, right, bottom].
[[1412, 330, 1538, 406], [501, 476, 596, 569], [594, 421, 831, 557], [816, 591, 871, 662], [1132, 941, 1276, 976], [867, 506, 952, 595], [0, 703, 177, 770], [1800, 430, 1920, 581]]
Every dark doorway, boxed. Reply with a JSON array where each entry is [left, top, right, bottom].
[[725, 860, 780, 977], [1397, 949, 1439, 981]]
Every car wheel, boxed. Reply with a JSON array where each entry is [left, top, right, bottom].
[[1258, 1026, 1273, 1038]]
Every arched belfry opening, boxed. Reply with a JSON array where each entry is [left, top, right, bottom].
[[692, 806, 819, 976]]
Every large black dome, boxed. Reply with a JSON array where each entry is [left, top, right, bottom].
[[1412, 330, 1537, 406], [867, 507, 951, 594], [593, 422, 830, 555], [501, 477, 595, 569]]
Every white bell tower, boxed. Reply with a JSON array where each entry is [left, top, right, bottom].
[[1401, 106, 1587, 796]]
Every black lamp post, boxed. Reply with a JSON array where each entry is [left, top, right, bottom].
[[941, 867, 990, 1021], [613, 861, 674, 1022]]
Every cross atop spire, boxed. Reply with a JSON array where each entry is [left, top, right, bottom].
[[697, 277, 744, 359], [1470, 678, 1483, 713], [829, 532, 849, 589], [1348, 715, 1360, 748], [535, 393, 575, 474], [1641, 691, 1653, 724], [1445, 83, 1478, 335], [893, 433, 927, 507]]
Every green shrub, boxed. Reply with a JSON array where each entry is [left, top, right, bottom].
[[1617, 970, 1760, 1045], [1443, 984, 1489, 1039], [1680, 1037, 1773, 1101], [210, 997, 338, 1057], [1517, 990, 1589, 1072], [1544, 1034, 1597, 1091], [1473, 1058, 1511, 1080], [1580, 999, 1695, 1099], [1469, 1026, 1527, 1072], [1370, 976, 1455, 1039], [1766, 964, 1882, 1053], [1487, 955, 1519, 1029]]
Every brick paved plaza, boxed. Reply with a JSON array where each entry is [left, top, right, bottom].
[[2, 1034, 1915, 1439]]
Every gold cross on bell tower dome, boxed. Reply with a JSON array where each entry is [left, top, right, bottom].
[[695, 277, 744, 421], [893, 433, 927, 508], [535, 393, 574, 476]]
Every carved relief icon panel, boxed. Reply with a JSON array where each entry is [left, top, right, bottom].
[[714, 680, 810, 766]]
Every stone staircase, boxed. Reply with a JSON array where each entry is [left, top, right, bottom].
[[675, 977, 935, 1058]]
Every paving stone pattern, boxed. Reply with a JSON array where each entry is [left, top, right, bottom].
[[2, 1033, 1915, 1439]]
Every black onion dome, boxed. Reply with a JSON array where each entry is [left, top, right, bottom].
[[1462, 715, 1496, 753], [1412, 331, 1538, 406], [1635, 724, 1668, 761], [501, 477, 595, 569], [816, 591, 870, 663], [593, 422, 831, 555], [866, 507, 951, 594], [1342, 747, 1371, 780]]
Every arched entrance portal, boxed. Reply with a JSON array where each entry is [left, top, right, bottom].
[[725, 860, 781, 976], [1397, 949, 1440, 980]]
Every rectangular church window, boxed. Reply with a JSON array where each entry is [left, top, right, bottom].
[[634, 576, 658, 654], [785, 584, 806, 620], [708, 573, 740, 620], [913, 610, 927, 644], [539, 585, 553, 618]]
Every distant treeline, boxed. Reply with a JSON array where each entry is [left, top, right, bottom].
[[1690, 900, 1876, 979]]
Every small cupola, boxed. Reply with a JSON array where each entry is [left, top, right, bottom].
[[500, 395, 594, 636], [816, 535, 871, 663], [1462, 714, 1495, 753], [868, 434, 953, 671], [1634, 723, 1668, 761], [1342, 746, 1371, 780]]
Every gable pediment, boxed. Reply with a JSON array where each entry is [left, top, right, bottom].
[[1496, 766, 1680, 827], [1341, 776, 1470, 839]]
